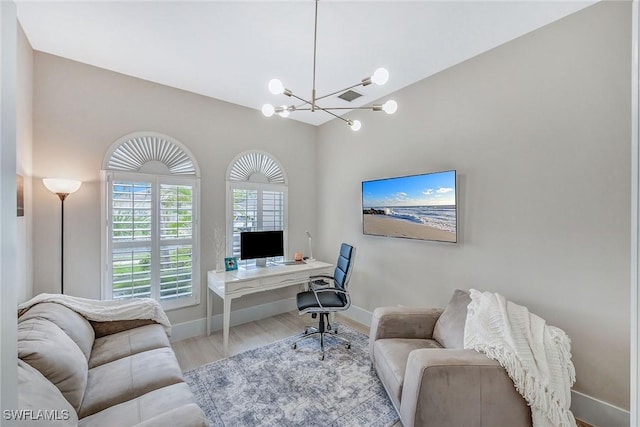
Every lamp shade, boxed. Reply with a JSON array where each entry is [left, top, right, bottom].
[[43, 178, 82, 195]]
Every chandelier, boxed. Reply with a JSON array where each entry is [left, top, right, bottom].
[[261, 0, 398, 131]]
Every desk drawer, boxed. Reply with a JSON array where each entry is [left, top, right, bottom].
[[225, 279, 261, 293], [262, 271, 312, 287]]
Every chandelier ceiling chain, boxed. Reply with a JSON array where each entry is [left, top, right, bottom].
[[261, 0, 398, 131]]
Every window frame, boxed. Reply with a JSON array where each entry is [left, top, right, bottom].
[[101, 170, 201, 311]]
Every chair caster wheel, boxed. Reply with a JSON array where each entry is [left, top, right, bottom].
[[291, 343, 297, 349], [346, 343, 351, 349], [319, 354, 324, 361]]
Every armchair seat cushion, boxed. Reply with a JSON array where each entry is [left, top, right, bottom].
[[296, 290, 345, 310], [373, 338, 442, 408]]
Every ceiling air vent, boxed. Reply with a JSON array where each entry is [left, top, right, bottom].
[[338, 90, 363, 102]]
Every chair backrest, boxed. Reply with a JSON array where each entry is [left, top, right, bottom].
[[333, 243, 355, 294]]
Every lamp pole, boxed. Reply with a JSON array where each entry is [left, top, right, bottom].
[[56, 193, 68, 294], [43, 178, 82, 295]]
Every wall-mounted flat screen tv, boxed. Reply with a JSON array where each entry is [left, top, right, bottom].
[[362, 170, 457, 243]]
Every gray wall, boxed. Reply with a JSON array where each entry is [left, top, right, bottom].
[[317, 1, 631, 409], [32, 53, 318, 325], [17, 22, 33, 304], [1, 4, 19, 420]]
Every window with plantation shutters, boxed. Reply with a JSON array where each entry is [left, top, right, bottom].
[[102, 133, 200, 310], [227, 151, 287, 268]]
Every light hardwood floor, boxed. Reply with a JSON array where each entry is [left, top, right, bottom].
[[171, 312, 594, 427], [171, 311, 369, 371]]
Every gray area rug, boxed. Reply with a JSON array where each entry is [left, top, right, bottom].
[[184, 323, 399, 427]]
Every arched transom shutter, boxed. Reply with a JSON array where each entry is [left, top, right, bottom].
[[229, 151, 285, 183], [105, 134, 197, 176]]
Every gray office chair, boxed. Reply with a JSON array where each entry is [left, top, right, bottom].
[[292, 243, 355, 360]]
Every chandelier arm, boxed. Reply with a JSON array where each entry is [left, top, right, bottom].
[[307, 105, 350, 123], [289, 92, 314, 107], [315, 81, 367, 101], [318, 106, 380, 111]]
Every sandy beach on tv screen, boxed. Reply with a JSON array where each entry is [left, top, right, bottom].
[[363, 214, 456, 243]]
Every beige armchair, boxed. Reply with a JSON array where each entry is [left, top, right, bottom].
[[369, 290, 531, 427]]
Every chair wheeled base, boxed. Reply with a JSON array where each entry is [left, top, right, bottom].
[[291, 313, 351, 360]]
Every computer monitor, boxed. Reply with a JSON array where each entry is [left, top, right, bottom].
[[240, 230, 284, 267]]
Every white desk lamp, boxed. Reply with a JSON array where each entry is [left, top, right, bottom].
[[305, 230, 315, 262]]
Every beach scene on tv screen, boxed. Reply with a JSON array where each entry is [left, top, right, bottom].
[[362, 170, 456, 243]]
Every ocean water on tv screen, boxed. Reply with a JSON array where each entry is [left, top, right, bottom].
[[380, 205, 456, 233]]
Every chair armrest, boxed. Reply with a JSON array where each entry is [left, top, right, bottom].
[[399, 349, 530, 427], [132, 404, 209, 427], [369, 306, 443, 355], [308, 275, 333, 290]]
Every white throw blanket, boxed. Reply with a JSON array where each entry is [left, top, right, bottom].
[[18, 293, 171, 336], [463, 289, 576, 427]]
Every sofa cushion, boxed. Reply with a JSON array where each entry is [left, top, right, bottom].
[[432, 289, 471, 349], [88, 323, 170, 368], [18, 317, 88, 411], [78, 383, 196, 427], [373, 338, 442, 409], [79, 347, 185, 418], [18, 359, 79, 426], [19, 302, 95, 361]]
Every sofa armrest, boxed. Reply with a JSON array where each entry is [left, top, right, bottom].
[[369, 306, 443, 359], [399, 348, 531, 427], [132, 404, 209, 427], [90, 319, 158, 338]]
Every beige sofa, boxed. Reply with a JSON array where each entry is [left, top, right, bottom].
[[369, 289, 531, 427], [17, 301, 208, 427]]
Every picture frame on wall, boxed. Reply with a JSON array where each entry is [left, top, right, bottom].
[[17, 174, 24, 217]]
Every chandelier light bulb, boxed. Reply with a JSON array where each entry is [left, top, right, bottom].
[[262, 104, 275, 117], [278, 105, 290, 118], [268, 79, 285, 95], [371, 68, 389, 85], [349, 120, 362, 131], [382, 100, 398, 114]]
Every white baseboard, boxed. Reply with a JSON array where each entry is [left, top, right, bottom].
[[170, 297, 297, 342], [343, 304, 373, 327], [171, 301, 629, 427], [571, 390, 629, 427]]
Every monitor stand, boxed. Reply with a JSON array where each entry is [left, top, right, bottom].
[[255, 258, 267, 268]]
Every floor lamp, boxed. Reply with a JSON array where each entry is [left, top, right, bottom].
[[43, 178, 82, 294]]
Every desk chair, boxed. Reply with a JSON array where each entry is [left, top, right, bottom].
[[292, 243, 355, 360]]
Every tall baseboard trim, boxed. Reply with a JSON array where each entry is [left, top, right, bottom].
[[571, 390, 629, 427], [343, 304, 373, 327], [170, 297, 297, 342]]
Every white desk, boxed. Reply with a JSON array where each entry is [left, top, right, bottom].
[[207, 260, 333, 355]]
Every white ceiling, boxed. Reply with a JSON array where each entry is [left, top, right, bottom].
[[16, 1, 595, 126]]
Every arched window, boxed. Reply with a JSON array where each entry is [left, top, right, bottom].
[[227, 151, 288, 268], [101, 132, 200, 310]]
